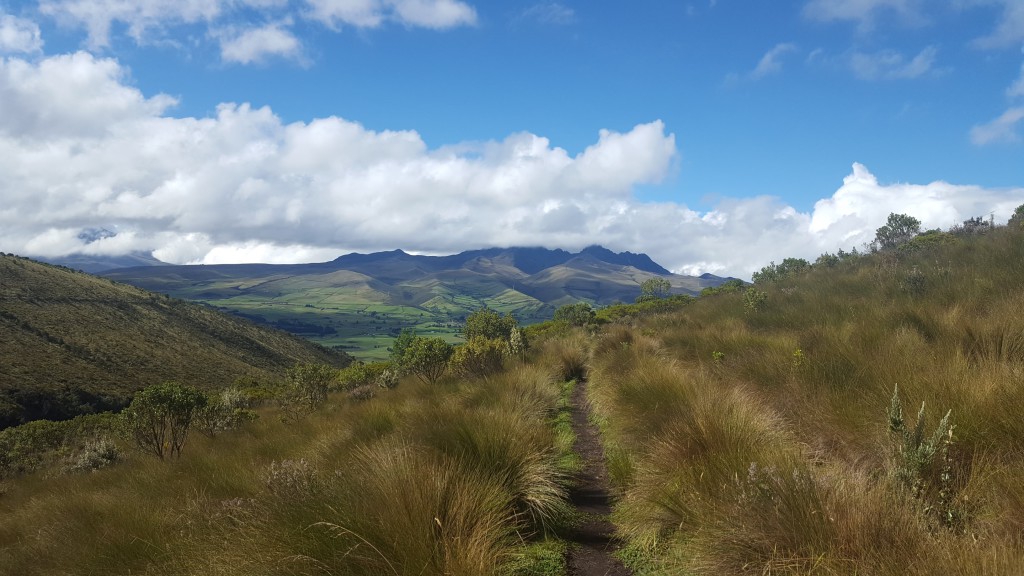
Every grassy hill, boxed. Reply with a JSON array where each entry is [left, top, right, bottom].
[[103, 246, 730, 360], [582, 222, 1024, 574], [5, 222, 1022, 574], [0, 254, 351, 428]]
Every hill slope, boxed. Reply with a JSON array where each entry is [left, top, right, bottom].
[[582, 224, 1024, 574], [0, 255, 351, 428]]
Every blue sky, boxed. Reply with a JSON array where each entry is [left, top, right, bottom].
[[1, 0, 1022, 276]]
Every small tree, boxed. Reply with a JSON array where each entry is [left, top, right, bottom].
[[553, 302, 596, 327], [463, 308, 518, 341], [405, 337, 454, 384], [874, 213, 921, 251], [752, 258, 810, 284], [389, 327, 417, 372], [122, 382, 207, 460], [1010, 204, 1024, 229], [636, 277, 671, 303]]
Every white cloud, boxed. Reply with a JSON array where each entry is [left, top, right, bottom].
[[39, 0, 224, 47], [1008, 64, 1024, 99], [972, 0, 1024, 49], [751, 43, 798, 79], [39, 0, 475, 55], [390, 0, 477, 29], [970, 59, 1024, 145], [218, 23, 303, 64], [517, 3, 575, 26], [1, 53, 1021, 277], [302, 0, 388, 28], [0, 13, 43, 53], [302, 0, 476, 29], [850, 45, 939, 80], [803, 0, 924, 29], [970, 107, 1024, 145]]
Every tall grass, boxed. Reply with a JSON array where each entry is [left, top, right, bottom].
[[586, 227, 1024, 574], [0, 365, 572, 575]]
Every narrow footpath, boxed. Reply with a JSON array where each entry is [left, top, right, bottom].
[[565, 379, 632, 576]]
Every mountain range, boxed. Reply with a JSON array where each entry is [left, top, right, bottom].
[[99, 246, 737, 359]]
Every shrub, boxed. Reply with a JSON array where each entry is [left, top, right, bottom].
[[405, 336, 454, 384], [376, 367, 400, 389], [278, 363, 336, 421], [389, 327, 417, 372], [450, 337, 506, 379], [887, 385, 964, 530], [348, 385, 377, 402], [463, 307, 518, 341], [336, 361, 388, 392], [121, 382, 207, 460], [752, 258, 810, 284], [196, 387, 259, 437], [742, 288, 767, 313], [553, 302, 596, 327], [506, 327, 528, 362], [64, 437, 120, 473]]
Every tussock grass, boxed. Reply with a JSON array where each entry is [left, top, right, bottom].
[[0, 360, 572, 575], [588, 227, 1024, 575]]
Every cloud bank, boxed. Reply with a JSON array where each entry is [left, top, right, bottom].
[[1, 52, 1021, 277]]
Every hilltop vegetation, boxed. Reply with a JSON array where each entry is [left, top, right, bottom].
[[0, 255, 350, 428]]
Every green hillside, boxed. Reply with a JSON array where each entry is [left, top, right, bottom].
[[0, 254, 351, 428]]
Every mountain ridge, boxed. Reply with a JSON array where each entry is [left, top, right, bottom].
[[99, 245, 737, 359]]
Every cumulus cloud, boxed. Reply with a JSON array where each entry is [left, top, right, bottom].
[[850, 45, 939, 80], [0, 13, 43, 53], [1, 52, 1021, 277], [218, 22, 303, 64]]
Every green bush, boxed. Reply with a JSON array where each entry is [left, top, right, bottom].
[[405, 336, 454, 384], [451, 337, 506, 379], [121, 382, 207, 460], [552, 302, 596, 327]]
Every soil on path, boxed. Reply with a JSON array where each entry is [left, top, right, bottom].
[[565, 379, 631, 576]]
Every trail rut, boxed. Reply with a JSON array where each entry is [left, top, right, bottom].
[[564, 379, 631, 576]]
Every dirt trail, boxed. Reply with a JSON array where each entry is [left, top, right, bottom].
[[565, 379, 631, 576]]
